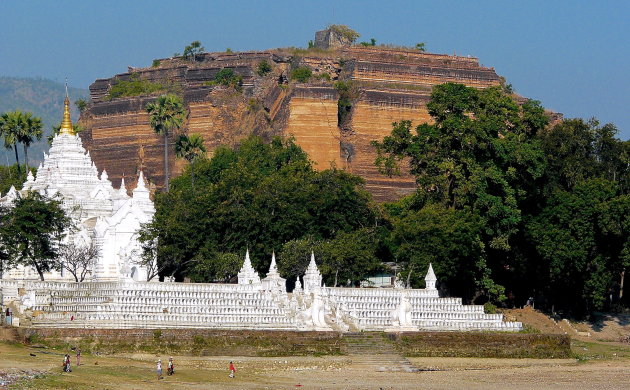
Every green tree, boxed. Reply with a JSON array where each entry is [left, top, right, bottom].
[[327, 24, 360, 43], [323, 228, 382, 287], [290, 67, 312, 83], [146, 94, 186, 192], [187, 251, 241, 283], [257, 60, 272, 76], [373, 83, 549, 303], [174, 133, 207, 188], [277, 229, 382, 288], [0, 192, 71, 280], [210, 68, 243, 90], [415, 42, 426, 51], [0, 111, 25, 173], [374, 84, 548, 251], [16, 112, 43, 172], [141, 135, 379, 280], [74, 98, 88, 113], [278, 236, 327, 287], [527, 179, 620, 313], [360, 38, 377, 46], [182, 40, 204, 61]]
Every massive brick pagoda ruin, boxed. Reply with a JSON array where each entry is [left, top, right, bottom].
[[79, 30, 503, 201]]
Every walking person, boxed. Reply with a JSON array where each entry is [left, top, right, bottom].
[[65, 354, 72, 372], [76, 349, 81, 366], [229, 361, 236, 378], [167, 357, 174, 376], [156, 359, 162, 380]]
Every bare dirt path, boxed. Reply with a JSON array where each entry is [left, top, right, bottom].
[[2, 341, 629, 389]]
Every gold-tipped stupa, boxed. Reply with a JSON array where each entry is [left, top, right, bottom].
[[59, 80, 73, 135]]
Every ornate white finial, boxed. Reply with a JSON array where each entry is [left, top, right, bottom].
[[268, 251, 279, 276], [306, 252, 319, 273], [101, 169, 108, 182], [26, 171, 35, 183], [118, 175, 129, 197], [135, 170, 148, 191], [425, 263, 437, 290]]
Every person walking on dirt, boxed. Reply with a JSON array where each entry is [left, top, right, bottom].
[[167, 357, 174, 376], [63, 354, 71, 372], [76, 349, 81, 366], [156, 359, 162, 380], [229, 361, 236, 378]]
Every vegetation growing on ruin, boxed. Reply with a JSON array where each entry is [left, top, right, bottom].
[[256, 60, 272, 76], [334, 81, 357, 126], [360, 38, 377, 47], [182, 40, 204, 61], [204, 68, 243, 90], [106, 74, 175, 100], [328, 24, 360, 43], [290, 67, 312, 83]]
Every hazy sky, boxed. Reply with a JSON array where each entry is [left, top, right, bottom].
[[1, 1, 628, 138]]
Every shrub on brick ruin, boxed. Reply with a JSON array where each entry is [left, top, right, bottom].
[[290, 67, 312, 83]]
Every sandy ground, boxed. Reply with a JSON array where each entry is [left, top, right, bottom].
[[2, 342, 629, 390]]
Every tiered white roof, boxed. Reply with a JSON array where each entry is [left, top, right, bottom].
[[23, 131, 114, 218]]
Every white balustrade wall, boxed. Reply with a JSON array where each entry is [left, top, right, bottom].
[[1, 278, 521, 332]]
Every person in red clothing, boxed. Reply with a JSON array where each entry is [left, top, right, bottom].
[[229, 361, 236, 378]]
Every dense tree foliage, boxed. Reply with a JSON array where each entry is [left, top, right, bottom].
[[374, 82, 629, 314], [140, 136, 380, 282]]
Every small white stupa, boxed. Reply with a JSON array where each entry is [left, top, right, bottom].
[[303, 252, 323, 293], [262, 252, 287, 292], [238, 249, 261, 285]]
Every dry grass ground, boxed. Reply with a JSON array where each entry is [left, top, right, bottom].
[[1, 340, 629, 390]]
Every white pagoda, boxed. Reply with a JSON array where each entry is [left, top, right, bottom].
[[1, 89, 155, 281]]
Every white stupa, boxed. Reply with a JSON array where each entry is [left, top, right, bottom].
[[1, 87, 155, 282]]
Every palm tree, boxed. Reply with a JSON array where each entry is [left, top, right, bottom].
[[0, 111, 24, 173], [175, 133, 207, 188], [17, 112, 43, 172], [146, 94, 185, 192]]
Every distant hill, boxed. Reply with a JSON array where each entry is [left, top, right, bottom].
[[0, 77, 89, 166]]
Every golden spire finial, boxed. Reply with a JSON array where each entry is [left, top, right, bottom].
[[60, 78, 73, 135]]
